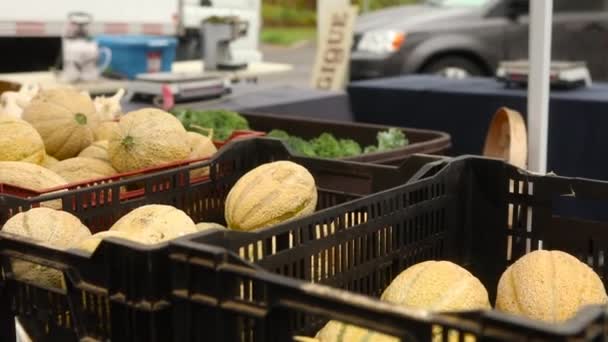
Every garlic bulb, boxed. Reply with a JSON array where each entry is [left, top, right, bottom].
[[0, 92, 23, 118], [0, 83, 40, 118], [94, 88, 125, 120]]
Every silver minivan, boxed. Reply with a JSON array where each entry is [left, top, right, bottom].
[[350, 0, 608, 80]]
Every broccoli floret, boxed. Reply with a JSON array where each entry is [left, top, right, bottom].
[[267, 129, 290, 140], [377, 128, 408, 151], [363, 145, 378, 154], [171, 108, 188, 120], [311, 133, 342, 158], [171, 109, 194, 131], [339, 139, 362, 157], [171, 109, 249, 141], [266, 130, 316, 156], [287, 136, 317, 157]]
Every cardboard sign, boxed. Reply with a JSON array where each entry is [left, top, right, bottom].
[[311, 5, 357, 91], [317, 0, 350, 39]]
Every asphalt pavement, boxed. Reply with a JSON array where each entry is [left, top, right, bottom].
[[124, 39, 347, 118], [256, 41, 316, 88]]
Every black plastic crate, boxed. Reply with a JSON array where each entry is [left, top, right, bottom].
[[0, 138, 445, 342], [170, 155, 608, 341], [241, 112, 452, 164]]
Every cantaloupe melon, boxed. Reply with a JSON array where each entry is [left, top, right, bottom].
[[2, 208, 91, 288], [73, 230, 133, 254], [187, 132, 216, 159], [187, 132, 217, 178], [195, 222, 226, 232], [94, 121, 119, 141], [0, 116, 46, 164], [0, 161, 66, 192], [108, 108, 190, 172], [381, 261, 490, 311], [316, 261, 489, 342], [79, 140, 109, 162], [316, 321, 397, 342], [110, 204, 197, 244], [496, 249, 607, 323], [49, 157, 116, 183], [22, 88, 100, 160], [0, 161, 68, 209], [41, 155, 59, 168], [317, 320, 474, 342], [293, 337, 320, 342], [225, 161, 317, 231]]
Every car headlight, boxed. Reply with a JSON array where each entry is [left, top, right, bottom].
[[356, 30, 406, 54]]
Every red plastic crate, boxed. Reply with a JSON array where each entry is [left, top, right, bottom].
[[0, 130, 265, 220]]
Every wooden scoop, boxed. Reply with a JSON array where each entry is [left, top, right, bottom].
[[483, 107, 527, 169]]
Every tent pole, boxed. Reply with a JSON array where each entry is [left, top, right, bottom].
[[527, 0, 553, 173]]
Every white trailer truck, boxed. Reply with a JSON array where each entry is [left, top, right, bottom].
[[0, 0, 261, 72]]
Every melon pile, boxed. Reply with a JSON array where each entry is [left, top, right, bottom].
[[0, 87, 218, 195], [0, 205, 224, 288], [312, 250, 608, 342]]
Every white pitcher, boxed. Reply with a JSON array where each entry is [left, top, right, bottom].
[[61, 38, 112, 82]]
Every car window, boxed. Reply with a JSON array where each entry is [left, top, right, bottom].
[[554, 0, 605, 12], [491, 0, 607, 16]]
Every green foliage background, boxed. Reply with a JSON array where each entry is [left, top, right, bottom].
[[262, 0, 420, 26]]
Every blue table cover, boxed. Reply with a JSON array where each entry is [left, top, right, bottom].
[[349, 75, 608, 221]]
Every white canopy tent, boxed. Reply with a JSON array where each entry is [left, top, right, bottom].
[[527, 0, 553, 173]]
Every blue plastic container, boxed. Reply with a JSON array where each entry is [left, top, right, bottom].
[[96, 35, 177, 79]]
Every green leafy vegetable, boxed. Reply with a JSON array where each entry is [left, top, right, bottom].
[[287, 136, 316, 157], [269, 129, 316, 156], [311, 133, 343, 158], [170, 109, 409, 157], [267, 129, 290, 140], [266, 128, 407, 158], [339, 139, 362, 157], [363, 145, 378, 154], [171, 109, 249, 141], [377, 128, 408, 152]]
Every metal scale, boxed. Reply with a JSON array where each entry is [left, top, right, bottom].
[[497, 60, 592, 89], [127, 16, 249, 106], [126, 73, 229, 107]]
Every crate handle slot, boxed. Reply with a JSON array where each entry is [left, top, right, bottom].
[[0, 233, 86, 289], [1, 249, 82, 292], [0, 242, 90, 340], [407, 158, 450, 184]]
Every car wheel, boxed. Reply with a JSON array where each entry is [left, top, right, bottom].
[[421, 56, 485, 79]]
